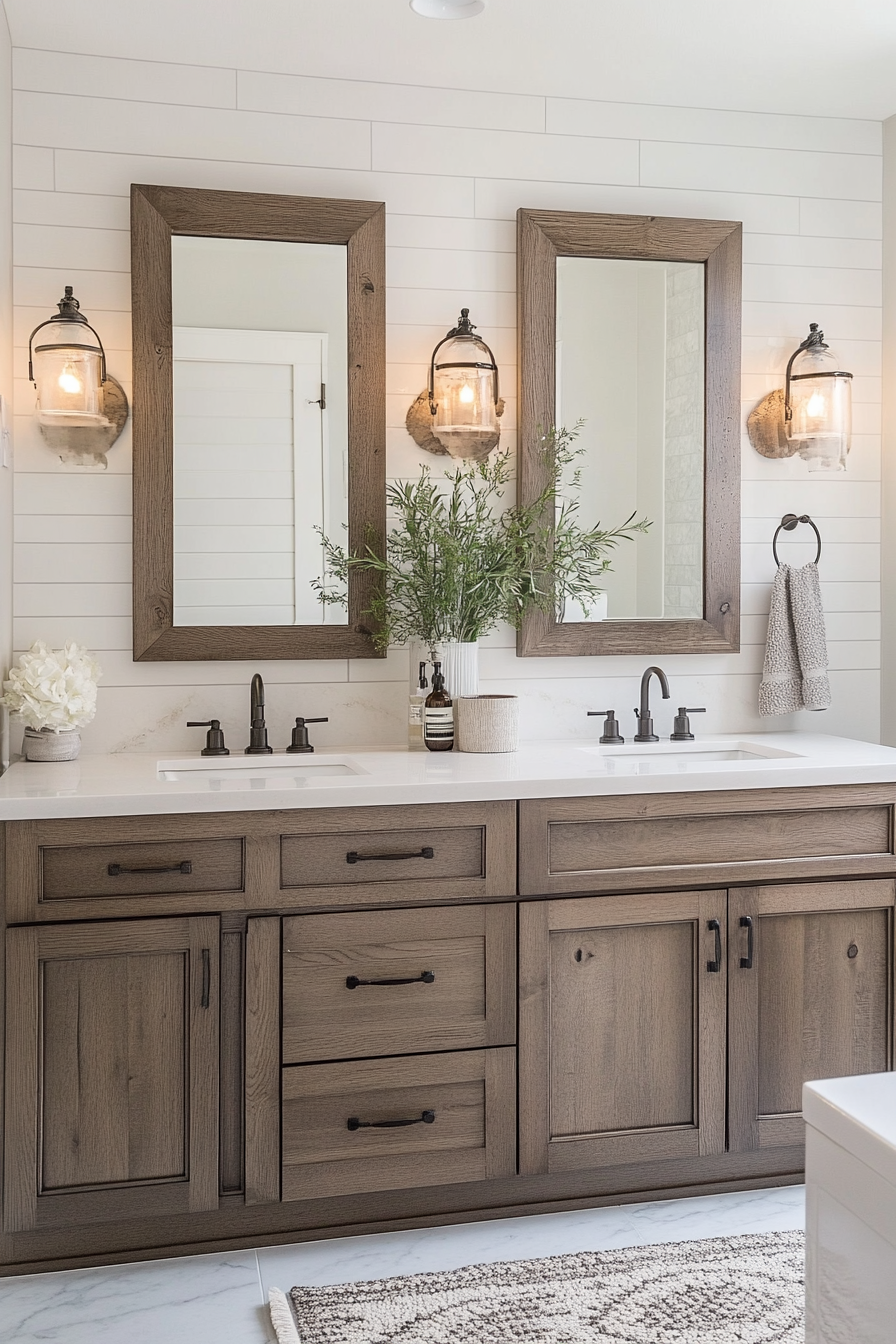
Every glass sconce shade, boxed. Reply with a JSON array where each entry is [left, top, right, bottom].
[[428, 308, 501, 444], [785, 323, 852, 473], [29, 287, 110, 428]]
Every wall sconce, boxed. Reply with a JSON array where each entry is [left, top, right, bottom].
[[405, 308, 504, 461], [29, 286, 129, 468], [747, 323, 852, 473]]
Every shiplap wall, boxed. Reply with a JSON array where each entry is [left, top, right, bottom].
[[0, 16, 11, 770], [8, 46, 883, 755]]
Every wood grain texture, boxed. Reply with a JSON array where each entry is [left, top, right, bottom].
[[220, 929, 245, 1195], [281, 903, 515, 1062], [2, 927, 39, 1233], [519, 787, 896, 896], [281, 826, 485, 889], [4, 801, 517, 921], [519, 890, 726, 1176], [3, 917, 219, 1233], [728, 879, 895, 1156], [0, 1149, 804, 1276], [130, 183, 386, 661], [547, 807, 889, 875], [278, 800, 517, 908], [40, 837, 244, 901], [516, 208, 741, 657], [41, 951, 187, 1192], [245, 918, 281, 1206], [281, 1047, 515, 1201]]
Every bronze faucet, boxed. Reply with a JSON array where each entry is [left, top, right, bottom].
[[634, 666, 670, 743], [245, 672, 273, 754]]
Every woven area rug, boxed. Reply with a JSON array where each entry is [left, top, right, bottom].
[[268, 1229, 804, 1343]]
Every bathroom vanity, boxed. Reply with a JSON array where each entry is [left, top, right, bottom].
[[1, 733, 895, 1275]]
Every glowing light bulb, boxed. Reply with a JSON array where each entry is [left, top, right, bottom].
[[58, 364, 83, 395], [806, 391, 826, 419], [459, 383, 475, 404]]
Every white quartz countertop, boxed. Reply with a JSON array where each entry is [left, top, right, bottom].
[[0, 731, 895, 821], [804, 1073, 896, 1190]]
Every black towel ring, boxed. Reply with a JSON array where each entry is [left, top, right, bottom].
[[772, 513, 822, 568]]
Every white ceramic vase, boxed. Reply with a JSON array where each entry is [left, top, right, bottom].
[[438, 641, 479, 700], [23, 727, 81, 762]]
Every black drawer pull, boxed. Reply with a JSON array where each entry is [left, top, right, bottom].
[[346, 847, 434, 864], [706, 918, 722, 973], [347, 1110, 435, 1131], [346, 970, 435, 990], [108, 860, 192, 877], [200, 948, 210, 1008], [740, 915, 754, 969]]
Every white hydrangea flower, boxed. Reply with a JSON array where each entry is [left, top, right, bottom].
[[1, 640, 102, 732]]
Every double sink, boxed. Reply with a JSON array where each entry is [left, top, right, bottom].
[[157, 739, 804, 789]]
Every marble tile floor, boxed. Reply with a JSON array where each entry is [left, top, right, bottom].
[[0, 1184, 805, 1344]]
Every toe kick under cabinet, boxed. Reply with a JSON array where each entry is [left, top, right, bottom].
[[2, 783, 895, 1274]]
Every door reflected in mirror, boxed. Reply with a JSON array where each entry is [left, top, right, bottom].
[[171, 235, 348, 628], [556, 256, 705, 623]]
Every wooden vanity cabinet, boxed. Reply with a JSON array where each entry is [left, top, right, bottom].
[[1, 786, 895, 1275], [519, 890, 728, 1175], [728, 879, 895, 1153], [246, 903, 518, 1206], [518, 876, 896, 1186], [3, 917, 220, 1235]]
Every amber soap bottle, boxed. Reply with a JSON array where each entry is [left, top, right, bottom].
[[423, 660, 454, 751]]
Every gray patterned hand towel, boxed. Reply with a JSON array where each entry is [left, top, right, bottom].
[[790, 561, 832, 710], [759, 562, 830, 715]]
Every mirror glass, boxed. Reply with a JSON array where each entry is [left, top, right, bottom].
[[556, 256, 705, 622], [170, 235, 348, 627]]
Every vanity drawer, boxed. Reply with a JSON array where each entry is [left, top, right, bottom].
[[281, 1047, 516, 1201], [279, 801, 516, 908], [519, 787, 896, 895], [4, 814, 254, 919], [281, 904, 516, 1063], [39, 837, 245, 901]]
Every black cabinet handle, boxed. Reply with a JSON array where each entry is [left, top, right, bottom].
[[108, 860, 192, 877], [346, 847, 434, 864], [347, 1110, 435, 1131], [740, 915, 754, 969], [346, 970, 435, 990], [200, 948, 210, 1008], [706, 918, 722, 973]]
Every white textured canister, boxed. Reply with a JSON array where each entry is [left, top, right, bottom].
[[456, 695, 519, 753]]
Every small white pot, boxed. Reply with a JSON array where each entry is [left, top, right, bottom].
[[438, 641, 479, 699], [23, 727, 81, 762], [457, 695, 519, 753]]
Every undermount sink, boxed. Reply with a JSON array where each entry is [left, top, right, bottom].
[[157, 754, 365, 789], [579, 740, 804, 775]]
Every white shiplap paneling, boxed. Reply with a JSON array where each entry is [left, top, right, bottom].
[[8, 47, 882, 753]]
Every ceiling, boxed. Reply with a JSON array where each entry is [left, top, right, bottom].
[[5, 0, 896, 122]]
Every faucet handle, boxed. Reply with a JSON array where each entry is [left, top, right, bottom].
[[187, 719, 230, 757], [670, 707, 705, 742], [587, 710, 624, 745], [286, 716, 328, 754]]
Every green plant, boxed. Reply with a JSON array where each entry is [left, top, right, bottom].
[[315, 423, 649, 653]]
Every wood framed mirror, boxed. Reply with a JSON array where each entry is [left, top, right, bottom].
[[517, 209, 741, 657], [131, 183, 385, 661]]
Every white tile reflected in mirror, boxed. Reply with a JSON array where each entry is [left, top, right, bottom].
[[171, 236, 349, 628], [556, 256, 705, 622]]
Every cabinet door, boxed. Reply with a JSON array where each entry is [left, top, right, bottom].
[[4, 917, 219, 1233], [728, 880, 894, 1153], [519, 890, 727, 1175]]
